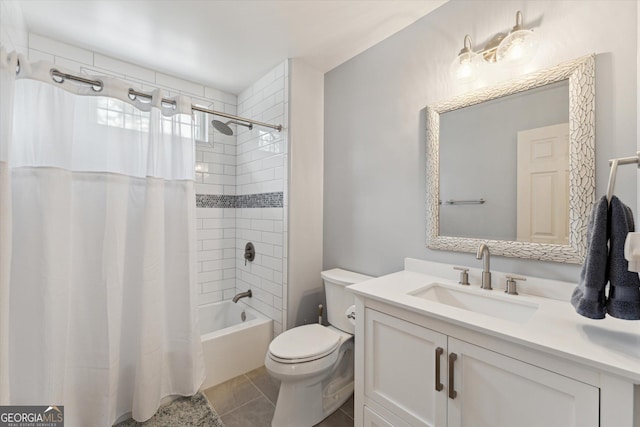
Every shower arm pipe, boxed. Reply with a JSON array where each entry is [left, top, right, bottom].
[[47, 69, 283, 132]]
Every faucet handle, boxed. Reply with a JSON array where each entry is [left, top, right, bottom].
[[505, 275, 526, 295], [453, 266, 470, 286]]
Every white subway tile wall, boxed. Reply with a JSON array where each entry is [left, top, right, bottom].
[[236, 61, 289, 336], [26, 33, 244, 310], [198, 207, 238, 305]]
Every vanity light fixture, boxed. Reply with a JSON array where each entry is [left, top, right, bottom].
[[451, 10, 539, 82]]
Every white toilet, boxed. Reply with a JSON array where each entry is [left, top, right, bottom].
[[265, 268, 372, 427]]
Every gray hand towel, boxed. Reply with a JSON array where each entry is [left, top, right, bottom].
[[571, 195, 608, 319], [605, 196, 640, 320]]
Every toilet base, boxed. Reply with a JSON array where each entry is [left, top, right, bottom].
[[269, 341, 354, 427], [271, 377, 353, 427]]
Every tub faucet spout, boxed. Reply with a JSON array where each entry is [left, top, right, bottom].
[[232, 290, 252, 303]]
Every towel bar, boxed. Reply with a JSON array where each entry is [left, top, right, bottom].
[[606, 152, 640, 204], [442, 198, 486, 205]]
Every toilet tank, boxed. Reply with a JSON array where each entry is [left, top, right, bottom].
[[321, 268, 373, 333]]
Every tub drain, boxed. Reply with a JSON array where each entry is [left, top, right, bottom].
[[241, 311, 246, 322]]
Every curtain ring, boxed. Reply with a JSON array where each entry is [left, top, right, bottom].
[[92, 80, 103, 92], [50, 68, 65, 84], [161, 100, 177, 110]]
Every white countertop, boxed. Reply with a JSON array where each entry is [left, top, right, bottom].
[[347, 258, 640, 383]]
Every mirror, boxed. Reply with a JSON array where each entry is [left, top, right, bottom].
[[426, 55, 595, 263], [440, 80, 569, 243]]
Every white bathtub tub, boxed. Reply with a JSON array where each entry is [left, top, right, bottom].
[[198, 301, 273, 390]]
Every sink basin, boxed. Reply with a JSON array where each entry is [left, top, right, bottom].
[[409, 283, 539, 324]]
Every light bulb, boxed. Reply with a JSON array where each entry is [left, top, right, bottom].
[[450, 52, 481, 82], [496, 12, 539, 66], [497, 29, 538, 65], [450, 35, 483, 83]]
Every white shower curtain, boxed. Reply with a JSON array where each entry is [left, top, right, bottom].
[[0, 46, 17, 408], [0, 51, 204, 425]]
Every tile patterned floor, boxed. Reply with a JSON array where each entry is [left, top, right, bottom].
[[203, 366, 354, 427]]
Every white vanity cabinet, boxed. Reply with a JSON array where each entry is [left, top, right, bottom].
[[357, 303, 622, 427], [350, 260, 640, 427]]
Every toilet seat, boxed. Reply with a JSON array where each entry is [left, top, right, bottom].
[[268, 324, 341, 364]]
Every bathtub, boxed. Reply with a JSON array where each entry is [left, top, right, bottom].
[[198, 301, 273, 390]]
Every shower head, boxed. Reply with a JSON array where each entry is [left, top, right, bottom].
[[211, 119, 233, 136], [211, 119, 253, 136]]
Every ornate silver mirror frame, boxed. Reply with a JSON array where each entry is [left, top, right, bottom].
[[426, 54, 595, 263]]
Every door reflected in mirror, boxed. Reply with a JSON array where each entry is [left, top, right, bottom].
[[516, 122, 569, 245]]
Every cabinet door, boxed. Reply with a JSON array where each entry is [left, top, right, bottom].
[[447, 338, 599, 427], [364, 309, 447, 427]]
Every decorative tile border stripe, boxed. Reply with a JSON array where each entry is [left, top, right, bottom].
[[236, 192, 283, 208], [196, 194, 235, 208], [196, 192, 283, 208]]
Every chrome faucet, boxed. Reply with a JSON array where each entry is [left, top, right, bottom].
[[476, 243, 492, 290], [232, 289, 252, 303]]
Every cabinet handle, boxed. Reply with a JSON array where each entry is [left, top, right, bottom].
[[448, 352, 457, 399], [435, 347, 444, 391]]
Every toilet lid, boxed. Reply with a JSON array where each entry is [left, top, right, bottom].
[[269, 324, 341, 361]]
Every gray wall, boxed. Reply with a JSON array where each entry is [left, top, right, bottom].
[[324, 0, 638, 283]]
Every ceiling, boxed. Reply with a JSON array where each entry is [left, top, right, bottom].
[[19, 0, 448, 94]]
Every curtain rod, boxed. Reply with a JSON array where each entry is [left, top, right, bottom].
[[49, 68, 283, 132]]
